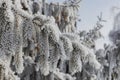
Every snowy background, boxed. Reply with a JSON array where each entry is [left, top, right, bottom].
[[48, 0, 120, 49]]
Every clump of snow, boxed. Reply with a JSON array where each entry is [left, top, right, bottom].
[[13, 47, 24, 74], [62, 33, 80, 41], [53, 68, 76, 80], [0, 59, 20, 80], [60, 36, 73, 60], [87, 51, 101, 70], [36, 55, 50, 76]]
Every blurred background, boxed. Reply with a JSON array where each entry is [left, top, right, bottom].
[[48, 0, 120, 49]]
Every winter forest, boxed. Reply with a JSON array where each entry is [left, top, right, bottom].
[[0, 0, 120, 80]]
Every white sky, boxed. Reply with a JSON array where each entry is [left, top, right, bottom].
[[48, 0, 120, 49]]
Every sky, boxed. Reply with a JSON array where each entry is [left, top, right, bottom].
[[48, 0, 120, 49]]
